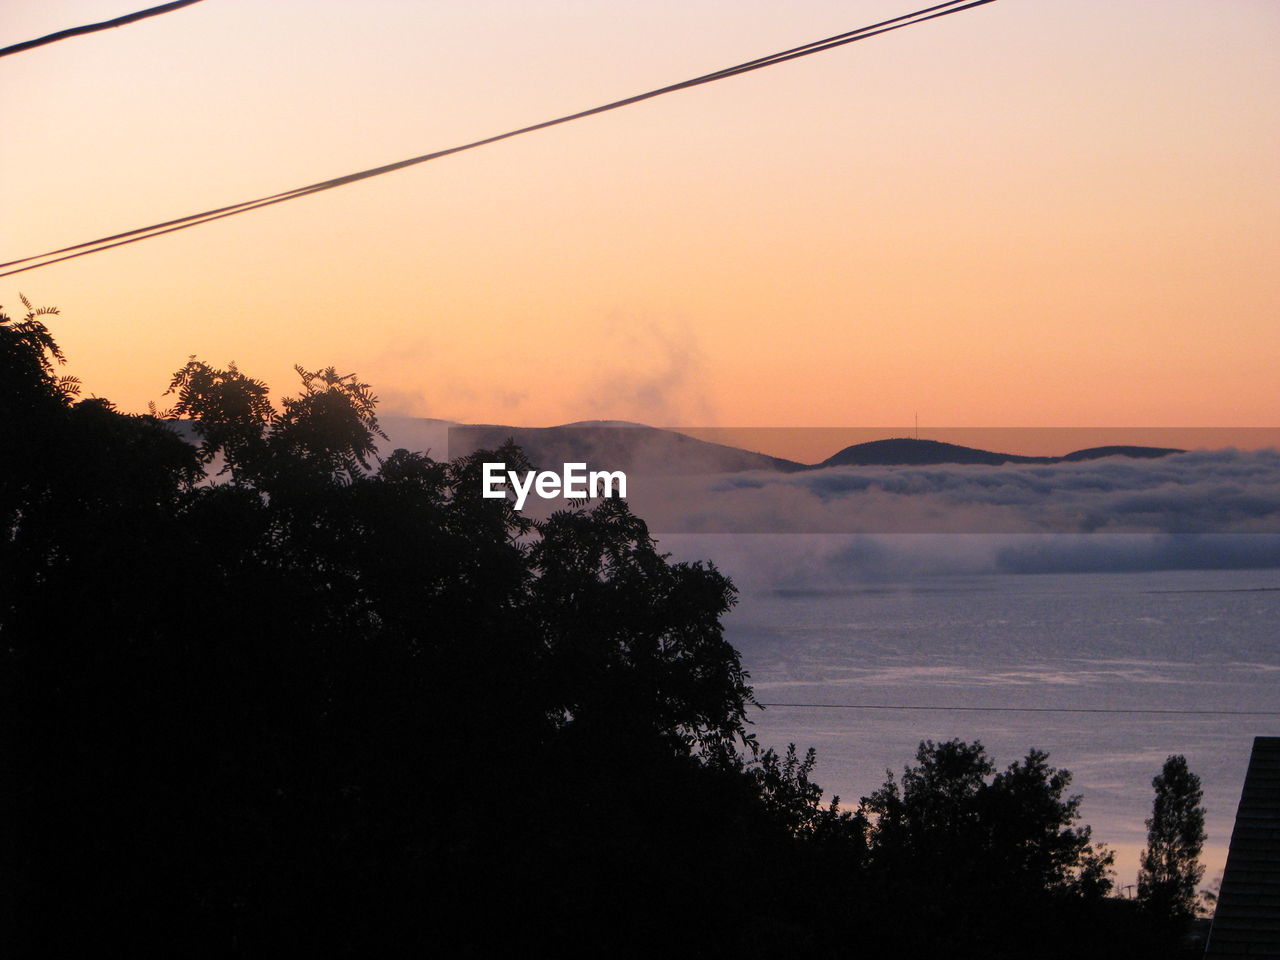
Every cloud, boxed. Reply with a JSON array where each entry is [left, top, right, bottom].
[[991, 533, 1280, 574], [648, 449, 1280, 580], [659, 531, 1280, 586], [576, 313, 717, 426], [630, 448, 1280, 535]]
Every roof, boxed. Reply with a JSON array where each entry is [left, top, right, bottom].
[[1205, 736, 1280, 958]]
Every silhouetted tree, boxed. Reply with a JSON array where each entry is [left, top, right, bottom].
[[1138, 754, 1206, 923], [2, 318, 774, 953], [1, 307, 1173, 957], [863, 739, 1111, 893], [858, 740, 1117, 958]]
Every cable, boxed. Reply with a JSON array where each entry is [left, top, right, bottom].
[[8, 0, 988, 273], [758, 703, 1280, 717], [0, 0, 998, 278], [0, 1, 206, 59]]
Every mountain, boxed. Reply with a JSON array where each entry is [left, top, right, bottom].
[[419, 424, 1185, 473], [817, 438, 1049, 467], [1060, 445, 1185, 462], [443, 421, 805, 475], [173, 416, 1185, 474], [818, 437, 1184, 468]]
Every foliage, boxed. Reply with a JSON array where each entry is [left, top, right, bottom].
[[856, 739, 1121, 958], [2, 311, 762, 952], [2, 294, 74, 392], [1138, 754, 1207, 923], [1, 308, 1170, 956]]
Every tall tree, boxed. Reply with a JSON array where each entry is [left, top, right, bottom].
[[1138, 754, 1206, 922]]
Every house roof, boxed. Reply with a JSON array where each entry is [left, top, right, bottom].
[[1205, 736, 1280, 958]]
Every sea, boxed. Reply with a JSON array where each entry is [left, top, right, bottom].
[[721, 567, 1280, 889]]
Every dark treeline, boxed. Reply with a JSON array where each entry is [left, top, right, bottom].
[[2, 302, 1192, 956]]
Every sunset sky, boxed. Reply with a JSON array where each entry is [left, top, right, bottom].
[[4, 0, 1278, 435]]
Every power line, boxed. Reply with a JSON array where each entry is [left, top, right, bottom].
[[758, 703, 1280, 717], [0, 0, 998, 278], [0, 1, 207, 59]]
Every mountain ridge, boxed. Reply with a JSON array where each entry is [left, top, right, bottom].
[[429, 420, 1185, 475], [167, 415, 1187, 473]]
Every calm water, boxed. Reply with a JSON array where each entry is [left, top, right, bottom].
[[724, 568, 1280, 886]]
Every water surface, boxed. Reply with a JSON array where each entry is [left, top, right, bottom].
[[726, 568, 1280, 887]]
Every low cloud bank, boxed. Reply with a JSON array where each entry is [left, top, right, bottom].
[[633, 449, 1280, 535], [659, 532, 1280, 587]]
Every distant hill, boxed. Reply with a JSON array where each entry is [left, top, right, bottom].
[[445, 421, 805, 475], [1060, 445, 1185, 462], [433, 425, 1185, 473], [818, 438, 1049, 467], [818, 437, 1184, 468], [171, 417, 1185, 474]]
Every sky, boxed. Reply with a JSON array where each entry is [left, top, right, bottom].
[[5, 1, 1275, 886], [3, 0, 1278, 439]]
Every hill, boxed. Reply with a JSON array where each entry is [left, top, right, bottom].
[[818, 437, 1185, 468], [444, 420, 805, 475], [817, 437, 1052, 467], [179, 417, 1184, 474]]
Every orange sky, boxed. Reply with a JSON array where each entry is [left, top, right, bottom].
[[3, 1, 1278, 434]]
